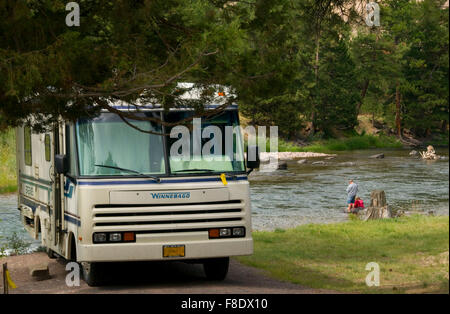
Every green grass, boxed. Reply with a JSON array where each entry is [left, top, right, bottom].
[[428, 133, 450, 147], [274, 134, 403, 153], [0, 129, 17, 194], [237, 215, 449, 294]]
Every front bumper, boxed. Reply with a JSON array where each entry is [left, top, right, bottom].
[[77, 237, 253, 262]]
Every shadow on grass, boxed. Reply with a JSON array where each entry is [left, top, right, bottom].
[[273, 263, 356, 292]]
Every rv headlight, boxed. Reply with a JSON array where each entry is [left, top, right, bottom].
[[219, 228, 231, 237], [232, 227, 245, 237], [93, 233, 107, 243], [109, 233, 122, 242]]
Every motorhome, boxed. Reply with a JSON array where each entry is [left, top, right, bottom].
[[15, 101, 259, 286]]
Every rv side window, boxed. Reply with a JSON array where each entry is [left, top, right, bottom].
[[24, 127, 32, 166], [44, 134, 51, 162], [66, 124, 78, 175]]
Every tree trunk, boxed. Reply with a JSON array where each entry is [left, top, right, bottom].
[[310, 28, 321, 136], [356, 79, 370, 115], [361, 190, 392, 221], [395, 82, 402, 138], [441, 120, 448, 133]]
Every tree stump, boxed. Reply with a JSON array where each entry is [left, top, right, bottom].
[[362, 190, 391, 221]]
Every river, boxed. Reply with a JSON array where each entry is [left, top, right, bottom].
[[250, 148, 449, 230], [0, 148, 448, 249]]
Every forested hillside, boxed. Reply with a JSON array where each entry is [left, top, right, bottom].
[[0, 0, 448, 143]]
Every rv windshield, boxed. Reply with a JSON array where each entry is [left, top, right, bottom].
[[165, 110, 245, 174], [76, 112, 166, 177], [75, 110, 245, 177]]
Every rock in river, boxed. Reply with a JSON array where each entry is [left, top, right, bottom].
[[369, 153, 385, 159], [338, 162, 356, 167], [297, 159, 307, 164]]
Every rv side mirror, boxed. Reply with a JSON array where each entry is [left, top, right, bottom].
[[246, 145, 260, 170], [55, 154, 69, 174]]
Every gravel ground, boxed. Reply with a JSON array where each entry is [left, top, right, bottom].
[[0, 252, 334, 294]]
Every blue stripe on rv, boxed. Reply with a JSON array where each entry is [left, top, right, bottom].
[[64, 214, 81, 226]]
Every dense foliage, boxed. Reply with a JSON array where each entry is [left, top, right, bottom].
[[353, 0, 449, 139], [0, 0, 448, 140]]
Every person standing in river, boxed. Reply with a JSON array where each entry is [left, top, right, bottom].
[[346, 179, 358, 212]]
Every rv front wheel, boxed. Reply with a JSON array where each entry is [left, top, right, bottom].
[[203, 257, 229, 281], [47, 248, 56, 259], [81, 262, 102, 286]]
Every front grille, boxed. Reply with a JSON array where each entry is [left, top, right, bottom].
[[92, 200, 245, 233]]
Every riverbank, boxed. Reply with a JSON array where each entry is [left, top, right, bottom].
[[237, 215, 449, 294], [275, 135, 403, 153], [271, 113, 449, 153]]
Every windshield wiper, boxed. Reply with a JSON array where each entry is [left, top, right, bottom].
[[173, 169, 238, 179], [94, 164, 161, 183], [173, 169, 215, 173]]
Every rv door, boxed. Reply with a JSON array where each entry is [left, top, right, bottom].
[[52, 121, 65, 245]]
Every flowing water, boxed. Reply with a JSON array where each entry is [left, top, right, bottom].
[[0, 148, 448, 248], [250, 148, 449, 230]]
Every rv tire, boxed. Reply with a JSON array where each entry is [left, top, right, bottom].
[[81, 262, 102, 286], [47, 248, 57, 259], [203, 257, 229, 281]]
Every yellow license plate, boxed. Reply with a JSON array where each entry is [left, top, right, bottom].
[[163, 245, 185, 258]]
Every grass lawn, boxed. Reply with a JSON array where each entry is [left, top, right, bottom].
[[0, 129, 17, 194], [237, 215, 449, 294]]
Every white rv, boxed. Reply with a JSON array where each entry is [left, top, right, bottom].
[[16, 102, 259, 286]]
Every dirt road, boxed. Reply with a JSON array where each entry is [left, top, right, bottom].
[[1, 252, 331, 294]]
